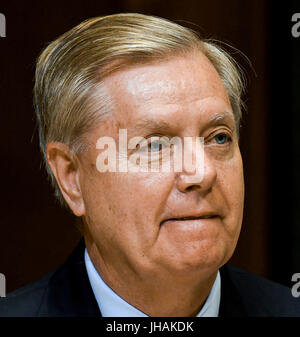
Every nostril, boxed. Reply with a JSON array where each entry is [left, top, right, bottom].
[[186, 185, 199, 192]]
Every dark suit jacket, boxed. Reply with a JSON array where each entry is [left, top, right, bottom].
[[0, 239, 299, 317]]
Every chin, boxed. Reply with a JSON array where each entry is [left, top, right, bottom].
[[164, 242, 230, 275]]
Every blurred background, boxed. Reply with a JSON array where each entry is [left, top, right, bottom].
[[0, 0, 299, 292]]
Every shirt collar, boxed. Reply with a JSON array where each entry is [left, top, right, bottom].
[[84, 248, 221, 317]]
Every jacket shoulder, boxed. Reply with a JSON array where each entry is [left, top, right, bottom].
[[0, 240, 100, 317], [222, 265, 300, 316], [0, 270, 54, 317]]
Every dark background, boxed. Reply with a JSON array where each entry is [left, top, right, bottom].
[[0, 0, 299, 293]]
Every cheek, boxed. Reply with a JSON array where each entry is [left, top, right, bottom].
[[218, 153, 244, 230], [111, 172, 174, 213], [82, 170, 174, 237], [119, 172, 175, 243]]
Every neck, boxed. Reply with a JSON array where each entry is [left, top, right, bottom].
[[84, 236, 218, 317]]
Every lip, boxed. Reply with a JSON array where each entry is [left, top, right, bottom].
[[160, 213, 220, 225]]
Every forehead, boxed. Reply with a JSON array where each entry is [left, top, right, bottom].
[[101, 52, 232, 130]]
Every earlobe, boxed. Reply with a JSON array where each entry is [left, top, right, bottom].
[[46, 142, 85, 216]]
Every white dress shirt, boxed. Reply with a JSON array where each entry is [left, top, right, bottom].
[[84, 248, 221, 317]]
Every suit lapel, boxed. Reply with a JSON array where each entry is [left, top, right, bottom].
[[38, 239, 101, 317], [218, 265, 247, 317]]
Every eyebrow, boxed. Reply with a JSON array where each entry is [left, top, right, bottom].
[[131, 112, 235, 134], [206, 112, 235, 127], [133, 119, 173, 133]]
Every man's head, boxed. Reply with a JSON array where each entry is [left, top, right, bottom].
[[35, 13, 244, 285]]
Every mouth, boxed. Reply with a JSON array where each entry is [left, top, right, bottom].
[[161, 214, 219, 225]]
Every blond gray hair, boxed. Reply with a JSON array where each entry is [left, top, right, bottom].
[[34, 13, 245, 207]]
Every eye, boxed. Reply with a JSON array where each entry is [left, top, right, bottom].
[[214, 133, 231, 145], [136, 137, 169, 154], [148, 140, 163, 152]]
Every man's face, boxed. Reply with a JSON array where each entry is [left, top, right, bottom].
[[78, 51, 244, 279]]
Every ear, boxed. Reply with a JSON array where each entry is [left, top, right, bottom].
[[46, 142, 85, 216]]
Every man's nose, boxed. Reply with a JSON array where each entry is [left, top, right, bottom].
[[175, 138, 217, 193]]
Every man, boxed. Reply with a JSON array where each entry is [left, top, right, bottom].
[[0, 13, 299, 317]]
